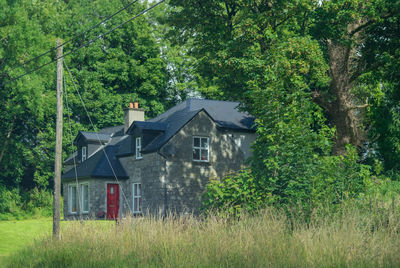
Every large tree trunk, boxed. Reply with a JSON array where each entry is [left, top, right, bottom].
[[309, 14, 375, 156], [328, 40, 363, 155], [313, 40, 366, 155]]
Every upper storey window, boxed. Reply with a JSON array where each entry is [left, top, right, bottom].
[[136, 137, 142, 159], [193, 136, 209, 162], [81, 146, 87, 162]]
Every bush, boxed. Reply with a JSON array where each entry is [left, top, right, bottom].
[[0, 184, 53, 220], [0, 184, 22, 216], [202, 169, 265, 217], [309, 146, 371, 207], [202, 146, 371, 219], [24, 188, 53, 217]]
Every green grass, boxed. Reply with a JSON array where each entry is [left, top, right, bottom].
[[3, 207, 400, 268], [0, 218, 53, 262], [0, 218, 111, 266]]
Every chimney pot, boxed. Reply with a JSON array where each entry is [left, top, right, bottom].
[[124, 100, 145, 134]]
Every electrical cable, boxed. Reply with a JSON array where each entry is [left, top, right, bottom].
[[10, 0, 139, 69], [64, 71, 83, 220], [64, 59, 133, 215], [8, 0, 165, 83]]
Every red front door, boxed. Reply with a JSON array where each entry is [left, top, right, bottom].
[[107, 184, 119, 219]]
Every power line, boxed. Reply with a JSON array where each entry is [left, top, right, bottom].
[[8, 0, 165, 83], [63, 67, 82, 221], [10, 0, 139, 70], [64, 59, 133, 214]]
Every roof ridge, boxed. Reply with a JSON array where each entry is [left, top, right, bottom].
[[187, 98, 240, 104], [149, 100, 187, 122], [81, 130, 110, 134]]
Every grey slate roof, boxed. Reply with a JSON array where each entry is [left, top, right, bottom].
[[62, 99, 255, 180], [99, 125, 124, 136], [132, 121, 167, 131], [142, 99, 255, 153], [142, 109, 201, 153], [74, 131, 111, 144], [62, 144, 128, 179], [184, 99, 255, 130], [64, 151, 78, 165], [63, 127, 128, 180], [114, 135, 132, 157]]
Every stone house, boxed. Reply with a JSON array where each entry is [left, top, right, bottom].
[[62, 99, 256, 219]]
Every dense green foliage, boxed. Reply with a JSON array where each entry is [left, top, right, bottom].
[[0, 0, 193, 217], [203, 148, 371, 217], [166, 0, 400, 214], [1, 0, 400, 219]]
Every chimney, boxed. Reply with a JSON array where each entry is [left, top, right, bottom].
[[124, 101, 145, 134]]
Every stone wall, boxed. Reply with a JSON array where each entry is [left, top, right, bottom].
[[229, 131, 256, 160], [119, 152, 166, 217], [63, 178, 128, 220], [62, 111, 255, 219], [159, 110, 255, 215], [63, 178, 95, 220]]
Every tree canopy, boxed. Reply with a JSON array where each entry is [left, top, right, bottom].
[[1, 0, 400, 217], [0, 0, 184, 215], [167, 0, 400, 212]]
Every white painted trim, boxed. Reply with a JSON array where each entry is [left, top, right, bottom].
[[82, 146, 87, 162], [192, 136, 210, 162], [104, 182, 122, 218], [68, 183, 78, 215], [132, 183, 142, 213], [80, 182, 89, 214], [136, 137, 143, 159]]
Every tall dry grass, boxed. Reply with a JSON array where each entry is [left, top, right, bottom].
[[6, 206, 400, 268]]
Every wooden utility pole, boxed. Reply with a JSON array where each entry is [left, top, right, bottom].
[[53, 38, 63, 239]]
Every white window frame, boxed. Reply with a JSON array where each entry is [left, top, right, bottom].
[[68, 184, 78, 214], [81, 146, 87, 162], [132, 183, 142, 213], [80, 183, 89, 214], [193, 136, 210, 162], [136, 137, 142, 159]]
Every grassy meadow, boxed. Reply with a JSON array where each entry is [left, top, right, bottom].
[[3, 206, 400, 268], [0, 218, 53, 262], [0, 218, 113, 266]]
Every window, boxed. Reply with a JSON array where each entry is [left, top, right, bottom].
[[80, 183, 89, 213], [69, 185, 78, 214], [193, 136, 209, 162], [136, 137, 142, 159], [132, 183, 142, 213], [81, 146, 87, 162]]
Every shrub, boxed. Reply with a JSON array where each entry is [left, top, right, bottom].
[[202, 146, 371, 219], [0, 185, 54, 219], [202, 169, 265, 217], [24, 188, 53, 217], [0, 184, 22, 216]]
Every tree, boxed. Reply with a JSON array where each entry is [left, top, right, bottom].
[[60, 0, 170, 126], [167, 0, 380, 211], [308, 0, 398, 155], [0, 0, 172, 214], [167, 0, 400, 155], [0, 0, 56, 189], [361, 3, 400, 172]]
